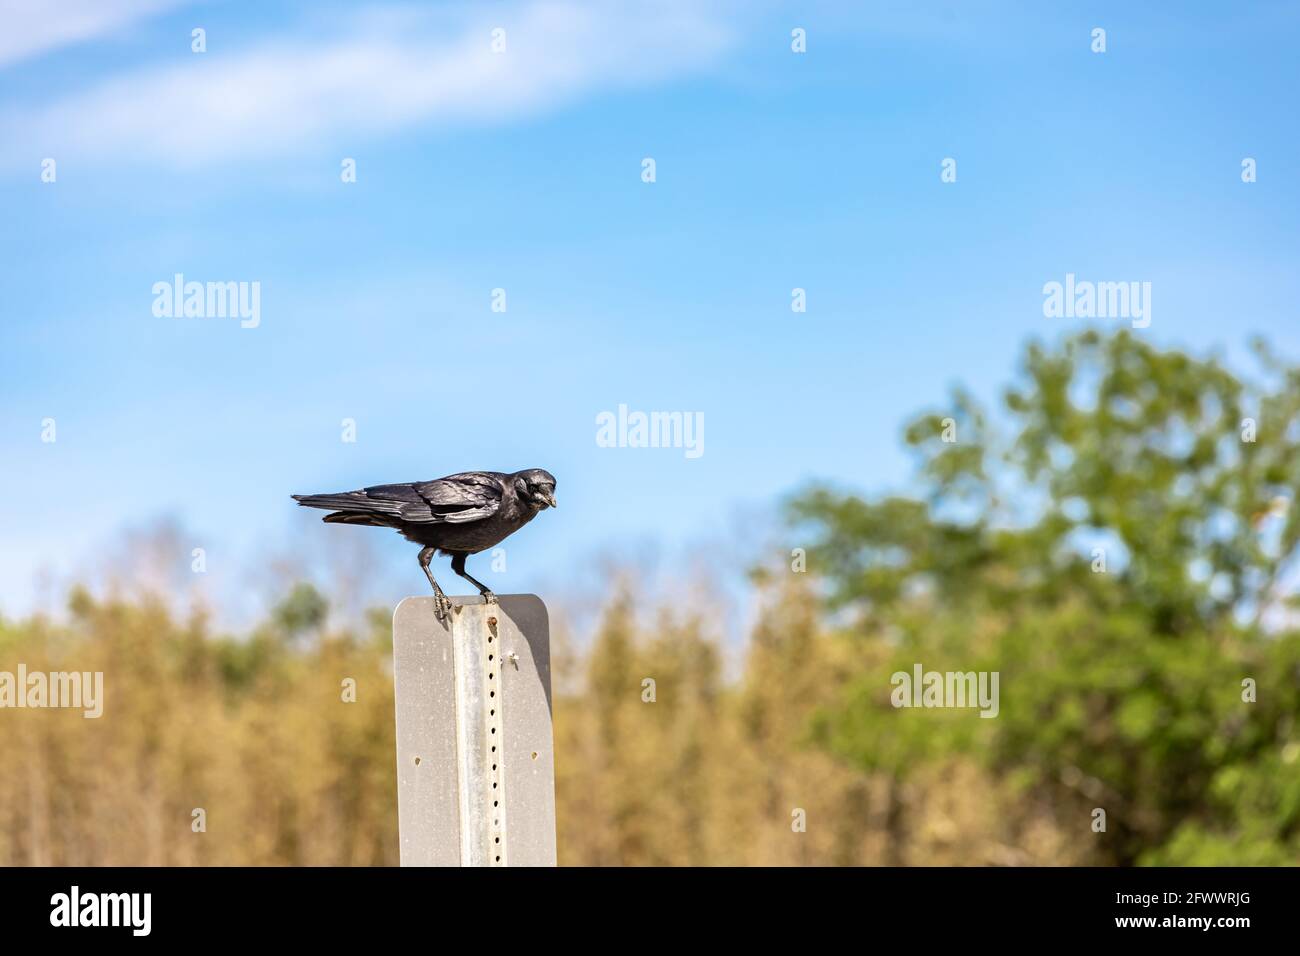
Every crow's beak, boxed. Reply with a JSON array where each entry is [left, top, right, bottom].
[[545, 493, 558, 509]]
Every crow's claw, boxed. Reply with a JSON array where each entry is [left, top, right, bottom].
[[432, 590, 453, 622]]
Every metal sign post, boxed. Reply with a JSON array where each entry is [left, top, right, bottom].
[[393, 594, 556, 866]]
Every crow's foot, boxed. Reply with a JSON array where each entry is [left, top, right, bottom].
[[432, 588, 453, 622], [481, 590, 498, 604]]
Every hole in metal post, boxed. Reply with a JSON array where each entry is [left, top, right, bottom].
[[484, 611, 505, 865]]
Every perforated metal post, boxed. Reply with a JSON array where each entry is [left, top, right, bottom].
[[393, 594, 556, 866]]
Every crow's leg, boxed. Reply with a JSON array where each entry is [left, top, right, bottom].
[[450, 553, 497, 604], [418, 546, 453, 621]]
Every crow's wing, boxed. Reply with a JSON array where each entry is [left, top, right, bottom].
[[372, 472, 505, 524], [294, 472, 505, 525]]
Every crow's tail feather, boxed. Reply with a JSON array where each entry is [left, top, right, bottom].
[[293, 492, 389, 527], [323, 511, 383, 525], [292, 492, 361, 509]]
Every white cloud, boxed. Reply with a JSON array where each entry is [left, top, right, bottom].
[[0, 0, 186, 67], [0, 0, 734, 167]]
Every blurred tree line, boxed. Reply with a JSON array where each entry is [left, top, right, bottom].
[[1, 331, 1297, 865]]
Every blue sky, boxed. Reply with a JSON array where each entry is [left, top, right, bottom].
[[1, 0, 1298, 624]]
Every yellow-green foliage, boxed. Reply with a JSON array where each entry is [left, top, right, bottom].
[[0, 574, 1085, 866], [0, 590, 398, 865]]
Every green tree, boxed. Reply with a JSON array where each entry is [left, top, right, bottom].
[[790, 331, 1300, 864]]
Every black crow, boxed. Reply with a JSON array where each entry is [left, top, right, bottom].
[[292, 469, 556, 621]]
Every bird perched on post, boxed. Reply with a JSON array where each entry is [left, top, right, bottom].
[[292, 469, 556, 621]]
